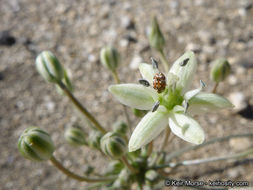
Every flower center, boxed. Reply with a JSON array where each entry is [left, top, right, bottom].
[[158, 87, 184, 111]]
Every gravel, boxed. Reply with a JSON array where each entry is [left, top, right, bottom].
[[1, 0, 253, 189]]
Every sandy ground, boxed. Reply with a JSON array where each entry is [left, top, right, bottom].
[[1, 0, 253, 189]]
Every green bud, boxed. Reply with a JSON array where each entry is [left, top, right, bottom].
[[113, 169, 131, 189], [18, 127, 55, 162], [210, 58, 231, 83], [148, 17, 165, 51], [88, 131, 102, 149], [112, 121, 128, 136], [64, 127, 87, 146], [145, 170, 159, 182], [145, 170, 159, 187], [35, 51, 64, 83], [104, 160, 124, 175], [132, 157, 147, 170], [56, 69, 73, 95], [100, 46, 120, 72], [101, 132, 127, 158]]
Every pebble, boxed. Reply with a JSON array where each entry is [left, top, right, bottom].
[[185, 43, 202, 53], [227, 167, 243, 178], [88, 54, 97, 63], [228, 75, 238, 85], [229, 138, 251, 151], [121, 16, 135, 30], [228, 92, 247, 112], [119, 39, 129, 47], [197, 30, 216, 45], [129, 54, 143, 70], [0, 71, 4, 81], [0, 31, 16, 46], [202, 45, 215, 54]]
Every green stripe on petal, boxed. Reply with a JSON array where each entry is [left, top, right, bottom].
[[188, 92, 234, 114], [109, 84, 157, 110], [128, 110, 169, 152], [169, 51, 197, 94], [169, 112, 205, 144], [139, 63, 159, 84]]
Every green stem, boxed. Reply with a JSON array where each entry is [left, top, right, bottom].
[[165, 133, 253, 162], [160, 127, 171, 152], [212, 82, 219, 93], [154, 147, 253, 169], [147, 141, 153, 156], [138, 182, 143, 190], [112, 70, 131, 129], [158, 49, 169, 73], [112, 71, 120, 84], [58, 81, 106, 134], [121, 156, 138, 173], [50, 156, 115, 182]]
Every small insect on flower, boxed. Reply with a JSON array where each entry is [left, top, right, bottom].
[[153, 72, 166, 93]]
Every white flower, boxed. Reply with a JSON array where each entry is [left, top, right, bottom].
[[109, 51, 233, 152]]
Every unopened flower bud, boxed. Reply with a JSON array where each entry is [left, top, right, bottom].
[[64, 127, 87, 146], [88, 131, 102, 149], [35, 51, 64, 83], [18, 127, 55, 162], [148, 17, 165, 51], [105, 160, 124, 175], [100, 46, 120, 72], [145, 170, 159, 182], [101, 132, 127, 158], [56, 68, 73, 95], [113, 121, 128, 136], [145, 170, 159, 186], [210, 58, 231, 83], [113, 169, 131, 189]]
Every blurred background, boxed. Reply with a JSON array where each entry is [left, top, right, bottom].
[[0, 0, 253, 189]]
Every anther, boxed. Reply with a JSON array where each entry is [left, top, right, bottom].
[[200, 80, 206, 88], [179, 58, 190, 66], [151, 57, 158, 69], [138, 79, 150, 87], [183, 101, 189, 114], [151, 100, 160, 112]]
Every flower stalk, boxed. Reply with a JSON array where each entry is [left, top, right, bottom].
[[50, 156, 115, 182], [112, 70, 131, 128], [165, 133, 253, 162], [160, 128, 171, 152], [121, 156, 138, 174], [58, 81, 106, 134], [154, 147, 253, 169], [212, 82, 219, 93]]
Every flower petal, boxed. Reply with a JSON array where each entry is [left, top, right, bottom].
[[129, 109, 169, 152], [109, 84, 157, 110], [169, 51, 197, 94], [169, 112, 205, 144], [188, 92, 234, 114], [139, 63, 159, 84]]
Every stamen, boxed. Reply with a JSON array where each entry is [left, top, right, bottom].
[[183, 100, 189, 113], [179, 58, 189, 66], [151, 100, 160, 112], [151, 57, 158, 69], [138, 79, 150, 87], [200, 80, 206, 88]]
